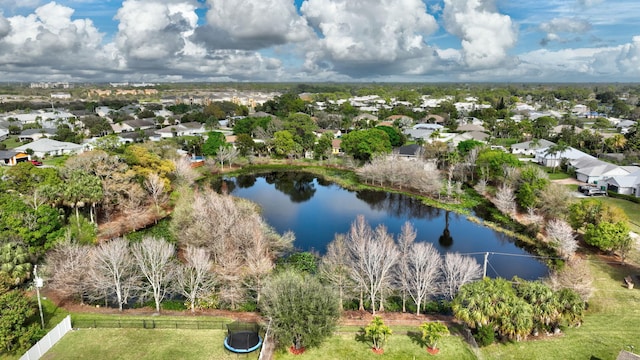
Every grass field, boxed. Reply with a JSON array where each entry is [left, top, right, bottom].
[[273, 330, 477, 360], [42, 328, 259, 360]]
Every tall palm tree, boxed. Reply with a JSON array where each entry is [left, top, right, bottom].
[[0, 242, 32, 285], [544, 141, 569, 173]]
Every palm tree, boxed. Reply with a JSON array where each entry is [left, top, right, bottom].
[[0, 242, 32, 285], [544, 141, 569, 173]]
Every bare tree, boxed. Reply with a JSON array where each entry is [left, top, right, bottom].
[[89, 238, 138, 311], [395, 222, 416, 312], [131, 236, 176, 313], [176, 246, 215, 312], [546, 258, 593, 301], [494, 184, 516, 216], [143, 172, 167, 221], [546, 219, 578, 259], [347, 216, 399, 314], [45, 240, 92, 304], [172, 157, 199, 186], [537, 183, 572, 219], [440, 253, 482, 300], [405, 242, 442, 315], [319, 234, 354, 311], [216, 146, 240, 170]]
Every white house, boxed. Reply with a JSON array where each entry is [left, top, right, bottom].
[[534, 147, 593, 168], [155, 122, 208, 138], [511, 139, 556, 156], [602, 171, 640, 197], [14, 138, 84, 158]]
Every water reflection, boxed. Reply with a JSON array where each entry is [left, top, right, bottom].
[[218, 171, 548, 280], [438, 211, 453, 248]]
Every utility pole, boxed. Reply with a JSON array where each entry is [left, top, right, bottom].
[[483, 252, 489, 278], [33, 265, 45, 329]]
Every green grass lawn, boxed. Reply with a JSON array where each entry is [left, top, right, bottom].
[[273, 330, 477, 360], [42, 328, 259, 360], [480, 258, 640, 360], [599, 197, 640, 234]]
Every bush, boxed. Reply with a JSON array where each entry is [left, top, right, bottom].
[[162, 300, 187, 311], [474, 324, 495, 347]]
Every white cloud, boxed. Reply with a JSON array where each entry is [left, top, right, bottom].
[[577, 0, 604, 7], [194, 0, 313, 50], [442, 0, 517, 69], [540, 18, 591, 34], [114, 0, 198, 64], [300, 0, 439, 76]]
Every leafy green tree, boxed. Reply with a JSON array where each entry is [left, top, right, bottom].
[[235, 133, 255, 157], [532, 116, 558, 139], [364, 316, 392, 351], [201, 131, 228, 157], [584, 221, 631, 254], [340, 128, 391, 160], [420, 322, 449, 350], [284, 113, 318, 151], [314, 132, 334, 160], [475, 149, 520, 183], [54, 124, 82, 144], [0, 275, 41, 354], [260, 270, 339, 351], [273, 130, 298, 158], [457, 139, 484, 156], [568, 199, 628, 230], [375, 125, 405, 147]]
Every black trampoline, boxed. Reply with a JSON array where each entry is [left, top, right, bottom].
[[224, 322, 263, 353]]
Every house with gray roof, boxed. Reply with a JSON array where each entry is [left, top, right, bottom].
[[14, 138, 84, 158], [534, 147, 594, 168], [19, 128, 57, 142], [602, 170, 640, 197], [155, 122, 207, 138], [511, 139, 556, 156]]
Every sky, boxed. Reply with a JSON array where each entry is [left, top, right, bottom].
[[0, 0, 638, 83]]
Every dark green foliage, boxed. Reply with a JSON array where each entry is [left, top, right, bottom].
[[457, 139, 484, 156], [0, 276, 41, 354], [453, 277, 585, 342], [258, 93, 308, 117], [375, 125, 405, 147], [201, 131, 228, 156], [161, 300, 187, 311], [260, 270, 340, 350], [474, 324, 495, 347], [276, 252, 318, 274], [340, 128, 392, 160], [126, 219, 176, 244]]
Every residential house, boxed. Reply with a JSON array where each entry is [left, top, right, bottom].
[[14, 138, 84, 158], [111, 118, 156, 133], [575, 162, 637, 184], [18, 128, 57, 142], [393, 144, 424, 159], [534, 147, 593, 168], [0, 150, 30, 166], [0, 127, 8, 141], [457, 123, 486, 132], [155, 122, 208, 138], [602, 170, 640, 197], [449, 131, 489, 146], [511, 139, 556, 156], [331, 139, 343, 155]]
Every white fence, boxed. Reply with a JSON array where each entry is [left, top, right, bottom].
[[20, 315, 72, 360]]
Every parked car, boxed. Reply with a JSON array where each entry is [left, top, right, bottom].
[[30, 160, 43, 166]]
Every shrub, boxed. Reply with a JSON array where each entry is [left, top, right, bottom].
[[162, 300, 187, 311], [474, 324, 495, 346]]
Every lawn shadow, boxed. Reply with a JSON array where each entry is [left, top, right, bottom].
[[407, 330, 426, 348], [354, 327, 368, 344]]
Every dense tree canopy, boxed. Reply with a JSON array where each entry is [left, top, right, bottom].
[[340, 128, 392, 160]]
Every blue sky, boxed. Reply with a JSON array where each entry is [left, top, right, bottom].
[[0, 0, 638, 83]]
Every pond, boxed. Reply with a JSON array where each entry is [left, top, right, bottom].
[[217, 171, 548, 280]]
